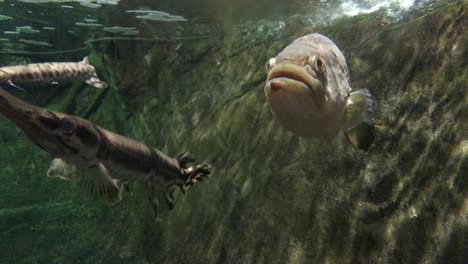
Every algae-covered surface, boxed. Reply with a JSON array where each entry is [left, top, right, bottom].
[[0, 0, 466, 263]]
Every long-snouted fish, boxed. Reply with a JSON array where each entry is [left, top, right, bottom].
[[264, 33, 375, 150], [0, 56, 107, 89], [0, 88, 211, 219]]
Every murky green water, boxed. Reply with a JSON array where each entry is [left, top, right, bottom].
[[0, 0, 466, 263]]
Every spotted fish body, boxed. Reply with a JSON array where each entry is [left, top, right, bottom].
[[0, 57, 107, 89]]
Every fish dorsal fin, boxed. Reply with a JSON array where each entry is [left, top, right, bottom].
[[80, 163, 126, 205], [47, 158, 76, 181], [81, 56, 90, 64]]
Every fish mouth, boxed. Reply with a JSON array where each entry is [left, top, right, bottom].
[[264, 63, 326, 108], [265, 63, 324, 106], [0, 88, 36, 127], [0, 88, 70, 155]]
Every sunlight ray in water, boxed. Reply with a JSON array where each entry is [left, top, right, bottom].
[[342, 0, 416, 16]]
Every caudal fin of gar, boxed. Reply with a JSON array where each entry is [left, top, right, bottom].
[[85, 76, 108, 89], [344, 89, 375, 151]]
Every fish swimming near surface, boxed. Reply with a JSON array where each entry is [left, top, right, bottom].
[[264, 33, 375, 150], [0, 57, 108, 89], [0, 88, 211, 218]]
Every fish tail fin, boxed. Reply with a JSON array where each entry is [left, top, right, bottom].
[[344, 89, 375, 151], [85, 76, 108, 89], [81, 56, 108, 89]]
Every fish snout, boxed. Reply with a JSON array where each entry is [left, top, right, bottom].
[[265, 77, 311, 98], [266, 63, 322, 94], [267, 78, 289, 92]]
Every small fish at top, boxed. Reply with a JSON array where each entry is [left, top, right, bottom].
[[264, 33, 375, 150], [0, 56, 108, 89]]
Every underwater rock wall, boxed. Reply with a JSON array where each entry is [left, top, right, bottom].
[[0, 1, 466, 264]]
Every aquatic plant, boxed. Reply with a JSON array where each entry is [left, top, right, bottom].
[[18, 39, 52, 46], [102, 26, 136, 34], [0, 14, 13, 20], [74, 22, 103, 27], [16, 25, 40, 33], [127, 10, 187, 22]]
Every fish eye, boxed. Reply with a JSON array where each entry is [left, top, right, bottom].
[[316, 59, 323, 68], [267, 58, 276, 70], [61, 118, 75, 136], [308, 56, 325, 72]]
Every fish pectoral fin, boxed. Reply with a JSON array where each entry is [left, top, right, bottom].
[[7, 80, 27, 92], [80, 163, 125, 205], [165, 186, 176, 209], [85, 76, 108, 89], [144, 175, 162, 221], [344, 89, 375, 150], [47, 158, 76, 181], [344, 123, 375, 151]]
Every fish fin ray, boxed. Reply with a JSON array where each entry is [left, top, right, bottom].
[[7, 80, 28, 93], [80, 163, 125, 205], [145, 175, 161, 221], [47, 158, 76, 181]]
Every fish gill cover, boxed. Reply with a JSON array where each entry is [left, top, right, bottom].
[[0, 0, 466, 264]]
